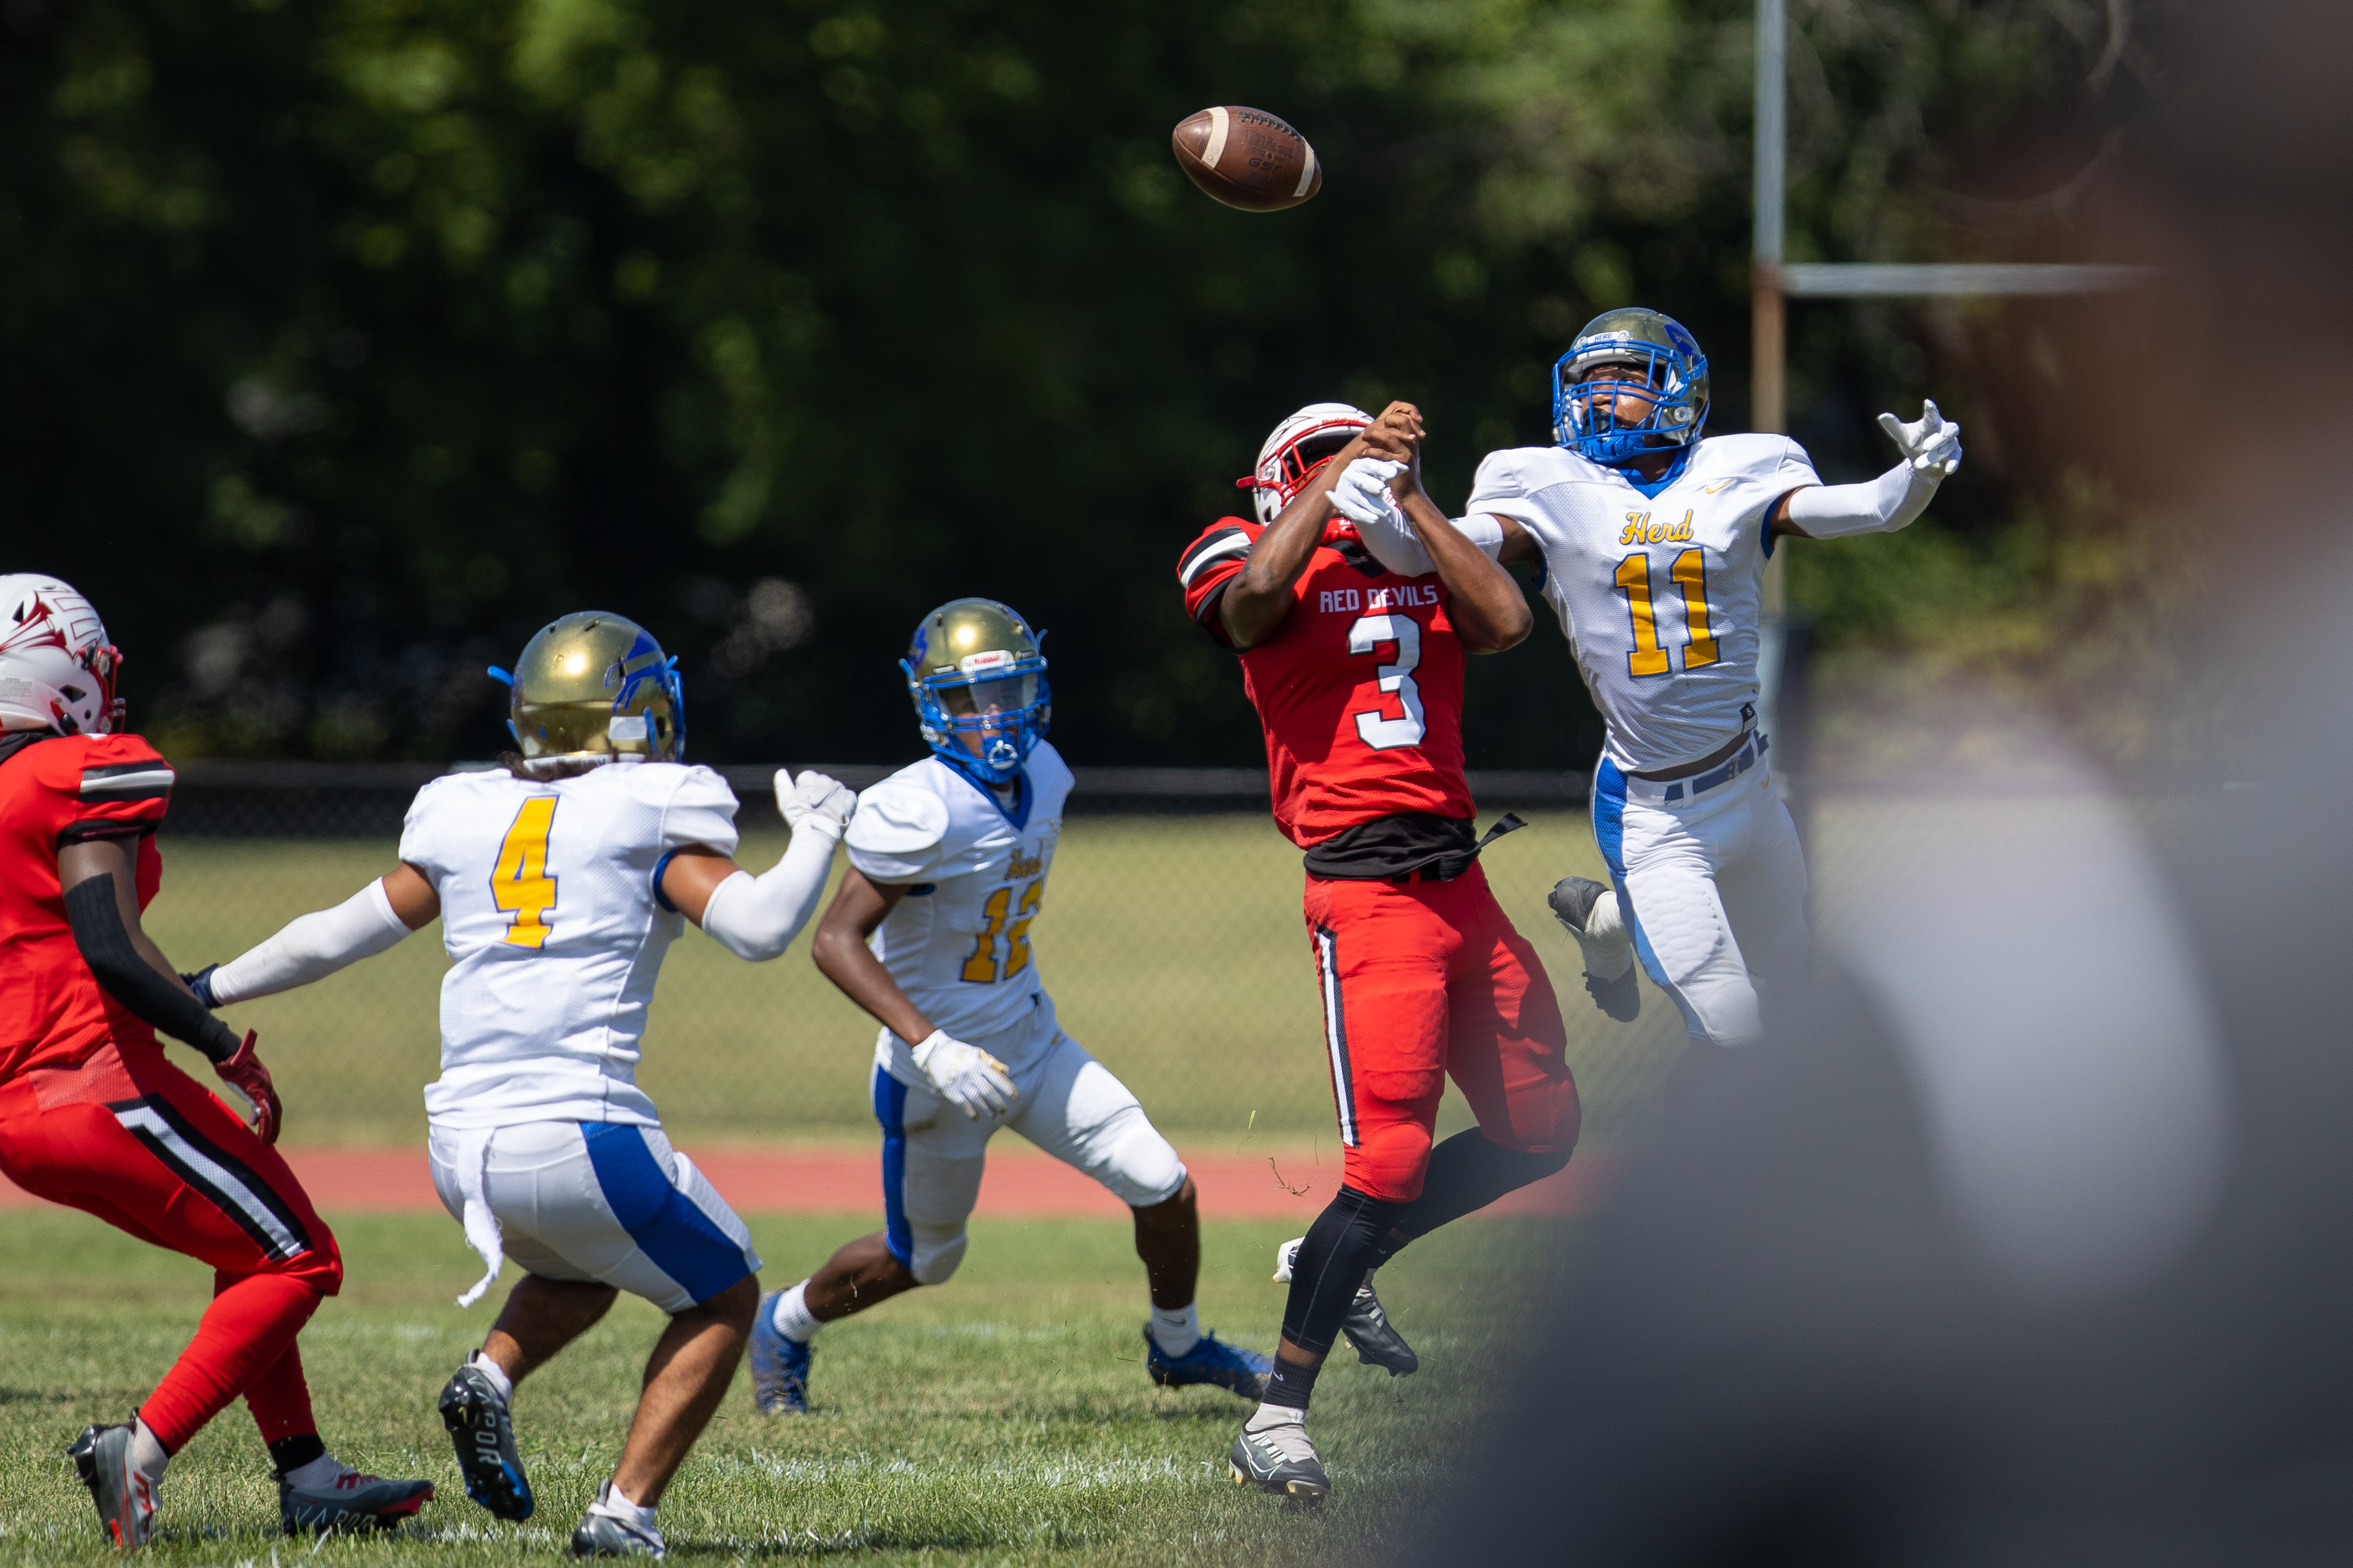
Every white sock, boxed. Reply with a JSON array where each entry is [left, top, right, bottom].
[[1245, 1402, 1304, 1433], [1148, 1302, 1201, 1358], [770, 1280, 823, 1343], [1585, 888, 1627, 944], [592, 1480, 659, 1534], [1580, 889, 1637, 978], [129, 1418, 170, 1483], [469, 1350, 515, 1402], [284, 1452, 349, 1489]]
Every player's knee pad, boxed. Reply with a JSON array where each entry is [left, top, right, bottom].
[[906, 1222, 969, 1286], [1344, 1119, 1437, 1203], [1503, 1071, 1583, 1155], [1081, 1106, 1186, 1209]]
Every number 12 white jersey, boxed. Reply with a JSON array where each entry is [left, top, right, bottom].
[[398, 761, 741, 1131], [1468, 433, 1820, 774], [843, 743, 1074, 1085]]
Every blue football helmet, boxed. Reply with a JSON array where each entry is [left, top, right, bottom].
[[902, 598, 1050, 787], [1553, 307, 1711, 471]]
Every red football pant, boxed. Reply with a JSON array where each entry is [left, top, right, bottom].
[[0, 1040, 342, 1453], [1303, 863, 1580, 1203]]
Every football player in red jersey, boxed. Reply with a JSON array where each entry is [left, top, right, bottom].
[[1177, 405, 1582, 1503], [0, 575, 430, 1548]]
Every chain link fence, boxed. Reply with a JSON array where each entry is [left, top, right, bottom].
[[146, 763, 1689, 1153]]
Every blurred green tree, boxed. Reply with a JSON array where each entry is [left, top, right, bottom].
[[0, 0, 2150, 769]]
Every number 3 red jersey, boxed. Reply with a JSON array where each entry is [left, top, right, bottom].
[[0, 732, 174, 1079], [1177, 516, 1473, 847]]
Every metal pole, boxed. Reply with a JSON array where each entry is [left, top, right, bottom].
[[1753, 0, 1787, 618]]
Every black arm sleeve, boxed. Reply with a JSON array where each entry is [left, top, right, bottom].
[[63, 873, 243, 1064]]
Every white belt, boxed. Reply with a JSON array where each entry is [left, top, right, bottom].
[[1618, 732, 1769, 806], [451, 1126, 505, 1308]]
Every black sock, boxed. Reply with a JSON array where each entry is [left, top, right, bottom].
[[1383, 1130, 1572, 1255], [269, 1432, 326, 1476], [1280, 1185, 1409, 1368], [1262, 1357, 1319, 1412]]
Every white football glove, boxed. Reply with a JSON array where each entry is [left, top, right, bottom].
[[1273, 1235, 1303, 1283], [1876, 398, 1963, 479], [910, 1029, 1017, 1120], [775, 769, 855, 840], [1327, 457, 1406, 528]]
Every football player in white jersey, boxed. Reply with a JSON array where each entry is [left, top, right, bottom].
[[188, 611, 856, 1558], [1330, 307, 1962, 1070], [746, 598, 1272, 1413]]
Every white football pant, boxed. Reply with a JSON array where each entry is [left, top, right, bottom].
[[1592, 737, 1808, 1046], [872, 1010, 1187, 1285]]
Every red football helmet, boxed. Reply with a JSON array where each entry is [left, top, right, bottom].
[[0, 574, 124, 735], [1238, 403, 1373, 526]]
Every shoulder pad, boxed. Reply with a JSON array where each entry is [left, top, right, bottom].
[[846, 776, 951, 856], [1178, 520, 1256, 587], [1693, 433, 1808, 479]]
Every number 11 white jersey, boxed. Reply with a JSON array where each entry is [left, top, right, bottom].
[[398, 761, 741, 1131], [1468, 433, 1820, 774]]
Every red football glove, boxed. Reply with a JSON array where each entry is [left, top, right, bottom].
[[214, 1030, 283, 1146]]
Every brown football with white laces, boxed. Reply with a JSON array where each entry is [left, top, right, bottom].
[[1170, 106, 1323, 213]]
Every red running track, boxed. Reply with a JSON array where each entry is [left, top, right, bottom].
[[0, 1143, 1618, 1220]]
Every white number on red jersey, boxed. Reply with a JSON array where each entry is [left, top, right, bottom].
[[1347, 612, 1426, 749]]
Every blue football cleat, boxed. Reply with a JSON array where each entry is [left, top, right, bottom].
[[1144, 1327, 1271, 1399], [749, 1291, 812, 1415]]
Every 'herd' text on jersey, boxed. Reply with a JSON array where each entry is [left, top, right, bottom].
[[1177, 518, 1473, 846], [844, 744, 1073, 1084], [1468, 434, 1821, 773], [398, 761, 740, 1130]]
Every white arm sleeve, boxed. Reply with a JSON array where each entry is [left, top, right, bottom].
[[208, 879, 413, 1005], [1351, 508, 1506, 577], [697, 825, 839, 962], [1783, 460, 1940, 538]]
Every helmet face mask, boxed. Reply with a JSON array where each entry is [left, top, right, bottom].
[[0, 574, 125, 736], [1241, 403, 1373, 525], [498, 611, 683, 771], [1552, 308, 1711, 470], [902, 598, 1050, 787]]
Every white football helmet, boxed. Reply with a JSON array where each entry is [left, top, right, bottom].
[[0, 574, 123, 735], [1240, 402, 1372, 525]]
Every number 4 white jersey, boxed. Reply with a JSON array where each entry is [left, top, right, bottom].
[[843, 743, 1074, 1083], [398, 762, 742, 1130], [1468, 434, 1821, 774]]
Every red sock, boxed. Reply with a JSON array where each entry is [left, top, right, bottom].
[[139, 1273, 322, 1453], [241, 1340, 317, 1448]]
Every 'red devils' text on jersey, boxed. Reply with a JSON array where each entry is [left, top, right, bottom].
[[0, 733, 173, 1079], [1177, 517, 1473, 846]]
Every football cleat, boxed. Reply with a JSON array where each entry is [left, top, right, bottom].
[[748, 1291, 812, 1415], [438, 1362, 534, 1521], [68, 1423, 157, 1551], [1549, 876, 1641, 1023], [1229, 1416, 1329, 1505], [278, 1466, 434, 1535], [1144, 1327, 1271, 1399], [570, 1482, 666, 1558], [1343, 1278, 1419, 1377]]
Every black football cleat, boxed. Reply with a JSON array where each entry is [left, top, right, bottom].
[[1549, 876, 1641, 1022], [438, 1362, 534, 1521], [1342, 1276, 1419, 1377], [1230, 1416, 1328, 1506]]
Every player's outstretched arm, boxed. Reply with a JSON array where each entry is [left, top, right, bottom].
[[196, 864, 434, 1008], [1219, 405, 1417, 649], [59, 836, 288, 1140], [807, 868, 1014, 1119], [659, 770, 855, 961], [1773, 399, 1963, 539]]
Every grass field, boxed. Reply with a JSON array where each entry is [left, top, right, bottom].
[[142, 811, 1692, 1149], [0, 1207, 1567, 1565]]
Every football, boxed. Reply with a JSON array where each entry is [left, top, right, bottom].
[[1170, 106, 1323, 212]]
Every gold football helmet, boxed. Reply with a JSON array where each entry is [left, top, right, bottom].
[[493, 611, 683, 766], [902, 598, 1049, 785]]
